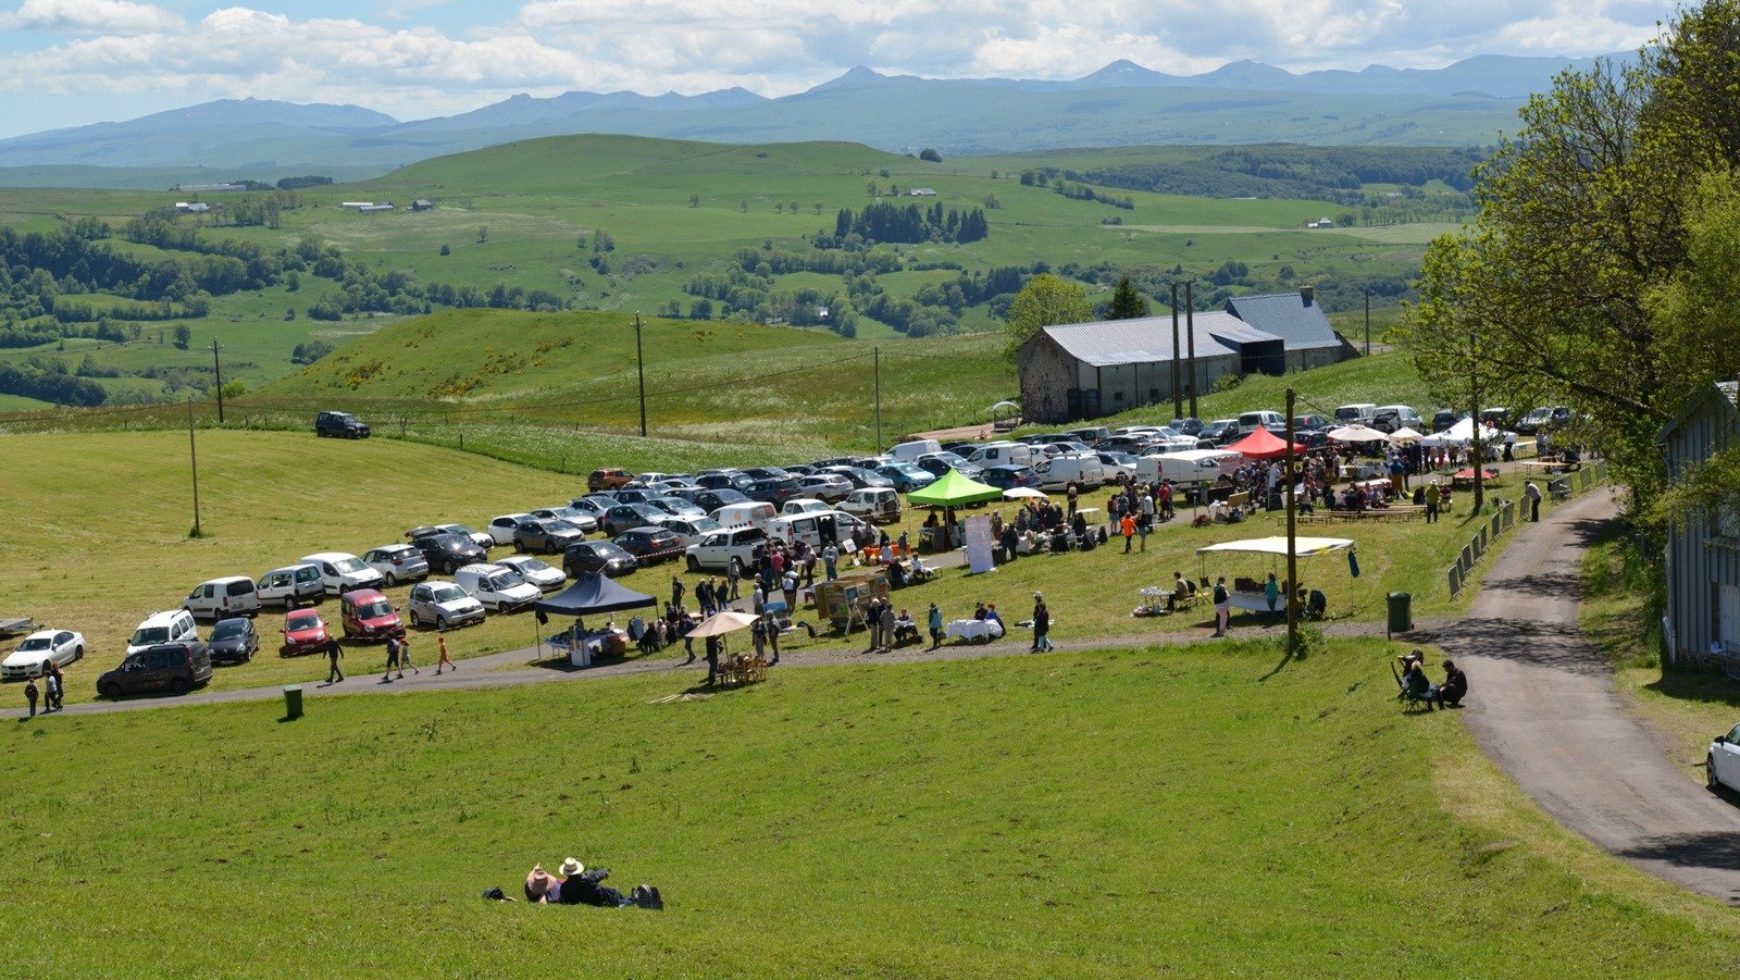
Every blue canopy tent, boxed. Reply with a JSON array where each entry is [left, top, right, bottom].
[[532, 572, 657, 663]]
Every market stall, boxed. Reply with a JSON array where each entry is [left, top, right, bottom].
[[1194, 536, 1353, 614], [909, 469, 1004, 551], [533, 572, 657, 666]]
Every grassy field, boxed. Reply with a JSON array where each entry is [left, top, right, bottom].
[[4, 639, 1738, 976]]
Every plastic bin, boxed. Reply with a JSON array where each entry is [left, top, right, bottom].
[[1386, 592, 1413, 637], [282, 685, 303, 720]]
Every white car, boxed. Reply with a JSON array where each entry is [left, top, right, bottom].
[[494, 555, 566, 592], [2, 629, 85, 680], [685, 527, 769, 573], [1709, 722, 1740, 792], [452, 563, 542, 613], [406, 580, 486, 630], [781, 498, 831, 516], [662, 516, 722, 549], [488, 513, 536, 546], [300, 552, 386, 596]]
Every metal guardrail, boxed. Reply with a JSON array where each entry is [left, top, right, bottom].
[[1447, 465, 1606, 597]]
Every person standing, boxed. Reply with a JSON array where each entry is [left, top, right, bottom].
[[866, 598, 883, 652], [704, 635, 721, 686], [727, 559, 742, 601], [752, 583, 765, 618], [325, 636, 344, 683], [927, 602, 944, 649], [1212, 577, 1231, 638], [397, 632, 418, 678], [42, 668, 60, 713], [671, 576, 685, 612], [25, 676, 39, 717], [1159, 480, 1174, 521], [766, 616, 780, 665], [823, 542, 839, 581], [47, 661, 65, 710], [436, 633, 457, 674], [382, 634, 401, 683], [1524, 480, 1543, 522], [751, 616, 767, 661], [782, 570, 798, 614], [1032, 592, 1052, 652], [1425, 482, 1441, 524], [1066, 482, 1079, 520], [1264, 572, 1281, 626], [879, 602, 896, 654], [1121, 513, 1136, 553]]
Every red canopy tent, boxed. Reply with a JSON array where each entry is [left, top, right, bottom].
[[1225, 428, 1307, 460]]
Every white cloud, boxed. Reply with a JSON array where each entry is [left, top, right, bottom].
[[1, 0, 181, 33]]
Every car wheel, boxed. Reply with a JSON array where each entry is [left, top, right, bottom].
[[74, 645, 84, 663], [99, 680, 120, 698], [1710, 754, 1722, 790], [385, 572, 398, 586], [169, 677, 189, 695], [687, 555, 701, 573], [436, 615, 448, 631]]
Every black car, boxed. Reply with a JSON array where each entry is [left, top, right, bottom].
[[695, 472, 754, 492], [694, 488, 751, 513], [979, 464, 1040, 490], [742, 466, 791, 481], [315, 411, 370, 439], [613, 526, 684, 566], [513, 518, 586, 554], [563, 540, 640, 578], [206, 617, 259, 665], [779, 464, 816, 476], [1172, 418, 1205, 437], [601, 503, 669, 536], [97, 641, 213, 698], [745, 477, 802, 507], [411, 532, 488, 574], [915, 452, 982, 479]]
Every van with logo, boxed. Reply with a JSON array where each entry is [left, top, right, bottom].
[[181, 576, 261, 620], [712, 501, 778, 534]]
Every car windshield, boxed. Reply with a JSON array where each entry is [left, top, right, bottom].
[[595, 543, 630, 559], [211, 621, 247, 639], [18, 637, 51, 651], [287, 613, 320, 630], [514, 558, 552, 573], [431, 586, 466, 603], [545, 520, 578, 533], [130, 626, 169, 645], [357, 601, 393, 618], [553, 508, 586, 521], [484, 574, 519, 592], [332, 557, 365, 574]]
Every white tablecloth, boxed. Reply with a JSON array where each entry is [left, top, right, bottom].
[[946, 619, 1005, 643]]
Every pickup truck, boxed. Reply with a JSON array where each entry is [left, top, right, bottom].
[[684, 527, 769, 573]]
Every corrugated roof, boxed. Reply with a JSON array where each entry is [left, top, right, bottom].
[[1040, 311, 1272, 367], [1224, 291, 1343, 350]]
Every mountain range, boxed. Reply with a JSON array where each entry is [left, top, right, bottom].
[[0, 53, 1619, 184]]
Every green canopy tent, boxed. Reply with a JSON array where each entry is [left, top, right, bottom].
[[908, 468, 1004, 551]]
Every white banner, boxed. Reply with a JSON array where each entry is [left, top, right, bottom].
[[965, 515, 995, 574]]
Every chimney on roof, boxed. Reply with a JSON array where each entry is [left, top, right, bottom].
[[1300, 285, 1315, 306]]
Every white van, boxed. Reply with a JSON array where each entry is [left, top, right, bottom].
[[300, 552, 386, 596], [257, 563, 324, 608], [1371, 404, 1424, 434], [840, 487, 902, 524], [182, 576, 261, 619], [889, 438, 942, 462], [126, 609, 198, 656], [1236, 410, 1285, 434], [1031, 453, 1107, 492], [781, 498, 831, 516], [766, 510, 868, 550], [967, 441, 1036, 467], [1333, 403, 1378, 424], [452, 563, 541, 613], [712, 501, 778, 533], [1136, 449, 1243, 487]]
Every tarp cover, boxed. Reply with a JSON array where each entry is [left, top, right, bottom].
[[1224, 428, 1307, 460], [687, 610, 759, 637], [1387, 426, 1425, 443], [532, 571, 656, 618], [1195, 536, 1354, 557], [908, 468, 1005, 507]]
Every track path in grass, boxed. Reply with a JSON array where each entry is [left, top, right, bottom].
[[1420, 490, 1740, 905]]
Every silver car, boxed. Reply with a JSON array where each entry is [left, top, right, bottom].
[[363, 544, 431, 586], [530, 506, 599, 533], [406, 580, 486, 630]]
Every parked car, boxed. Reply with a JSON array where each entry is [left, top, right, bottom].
[[1200, 419, 1241, 444], [341, 589, 403, 640], [876, 463, 937, 493], [1480, 407, 1511, 427], [205, 618, 258, 665], [1371, 405, 1424, 434], [646, 496, 706, 520], [823, 465, 893, 490], [1032, 453, 1107, 492], [695, 472, 754, 493], [1431, 409, 1464, 433], [97, 641, 211, 697], [601, 503, 672, 537], [588, 467, 635, 492], [660, 516, 723, 549], [778, 464, 815, 477], [278, 607, 331, 657], [978, 464, 1038, 490], [1333, 403, 1378, 424], [693, 488, 751, 513], [796, 473, 854, 502], [256, 563, 324, 609], [742, 466, 792, 481], [407, 580, 486, 630], [1291, 414, 1332, 432], [315, 410, 369, 439], [488, 513, 536, 546], [513, 518, 587, 555], [563, 540, 640, 578], [566, 497, 614, 524], [426, 523, 492, 550], [1095, 451, 1140, 483], [685, 527, 769, 573], [182, 575, 261, 620], [362, 544, 430, 586], [529, 505, 598, 533], [840, 487, 902, 524], [1068, 426, 1111, 447], [1172, 417, 1205, 436], [126, 610, 198, 656], [781, 498, 831, 516], [300, 552, 387, 596], [409, 533, 488, 576], [493, 555, 565, 592], [453, 564, 540, 613], [1707, 722, 1740, 792], [611, 487, 662, 505], [1517, 406, 1572, 435], [1, 629, 85, 680], [745, 477, 804, 507], [613, 526, 685, 566]]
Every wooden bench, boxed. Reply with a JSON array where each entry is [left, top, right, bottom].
[[1299, 506, 1425, 523]]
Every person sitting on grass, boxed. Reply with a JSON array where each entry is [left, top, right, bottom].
[[525, 858, 662, 909]]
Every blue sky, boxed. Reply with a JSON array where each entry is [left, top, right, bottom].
[[0, 0, 1683, 139]]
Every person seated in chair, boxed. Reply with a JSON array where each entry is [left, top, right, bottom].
[[893, 609, 919, 645], [1436, 660, 1468, 707], [1402, 661, 1437, 708]]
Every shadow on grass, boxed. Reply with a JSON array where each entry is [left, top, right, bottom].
[[1641, 668, 1740, 711]]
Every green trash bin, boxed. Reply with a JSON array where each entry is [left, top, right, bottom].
[[1386, 592, 1413, 637], [283, 684, 303, 720]]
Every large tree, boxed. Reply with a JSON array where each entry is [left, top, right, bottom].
[[1405, 0, 1740, 517], [1106, 275, 1151, 320], [1003, 273, 1091, 362]]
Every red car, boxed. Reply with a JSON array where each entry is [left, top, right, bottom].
[[341, 589, 402, 641], [280, 608, 330, 657]]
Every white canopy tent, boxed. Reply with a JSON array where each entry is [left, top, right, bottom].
[[1195, 536, 1354, 558], [1327, 424, 1388, 443], [1387, 426, 1425, 444], [1420, 416, 1503, 447]]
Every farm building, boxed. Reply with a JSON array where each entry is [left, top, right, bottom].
[[1018, 311, 1283, 423], [412, 199, 435, 211], [1659, 381, 1740, 666], [1224, 287, 1356, 372]]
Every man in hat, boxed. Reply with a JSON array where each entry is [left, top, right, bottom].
[[1031, 592, 1052, 652]]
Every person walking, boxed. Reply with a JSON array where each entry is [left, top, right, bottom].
[[1524, 480, 1543, 522], [42, 668, 60, 713], [1032, 592, 1053, 652], [695, 578, 713, 618], [47, 661, 65, 710], [325, 636, 344, 683], [751, 616, 767, 661], [382, 634, 401, 683], [1121, 513, 1136, 553], [927, 602, 944, 649], [397, 632, 418, 678], [25, 676, 39, 717], [822, 543, 839, 581], [1212, 577, 1231, 638], [436, 633, 457, 674]]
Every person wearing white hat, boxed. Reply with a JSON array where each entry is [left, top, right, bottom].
[[532, 857, 663, 909]]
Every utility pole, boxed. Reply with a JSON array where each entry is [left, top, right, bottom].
[[633, 313, 647, 437], [1363, 290, 1372, 358], [1470, 347, 1484, 514], [1169, 282, 1182, 420], [1284, 387, 1300, 657], [187, 397, 202, 537], [1184, 280, 1198, 419], [874, 346, 883, 453], [210, 338, 225, 424]]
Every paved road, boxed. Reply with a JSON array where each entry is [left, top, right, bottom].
[[1426, 490, 1740, 905]]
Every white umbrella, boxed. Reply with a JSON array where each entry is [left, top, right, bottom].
[[1387, 426, 1424, 444], [1327, 424, 1388, 443], [1002, 487, 1048, 500], [687, 610, 759, 638]]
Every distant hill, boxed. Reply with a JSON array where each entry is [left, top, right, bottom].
[[0, 53, 1622, 184]]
